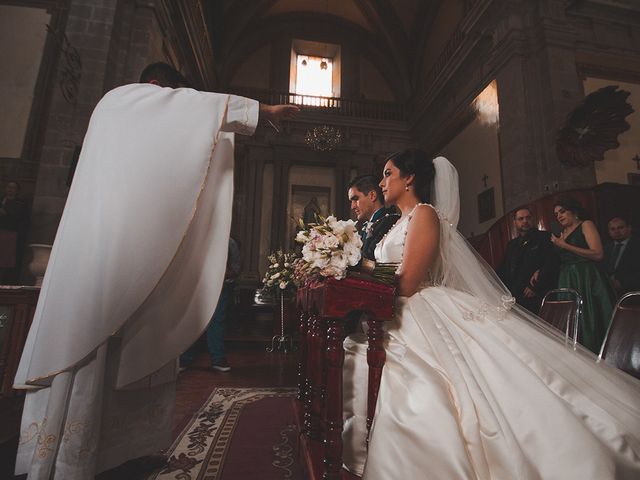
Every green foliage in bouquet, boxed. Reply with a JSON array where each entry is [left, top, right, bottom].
[[261, 249, 298, 302]]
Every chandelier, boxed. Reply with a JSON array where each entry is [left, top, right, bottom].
[[304, 125, 342, 151]]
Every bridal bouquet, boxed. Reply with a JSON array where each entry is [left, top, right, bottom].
[[294, 215, 362, 281], [261, 249, 298, 299]]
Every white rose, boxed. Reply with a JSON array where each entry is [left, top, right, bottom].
[[324, 234, 340, 250], [328, 217, 345, 236], [331, 252, 349, 271], [279, 281, 287, 290], [272, 272, 281, 279], [295, 231, 309, 243]]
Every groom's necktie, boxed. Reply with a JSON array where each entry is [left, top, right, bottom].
[[611, 241, 623, 270]]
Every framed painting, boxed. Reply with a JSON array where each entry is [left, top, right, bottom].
[[289, 185, 331, 244], [478, 187, 495, 223], [628, 172, 640, 186]]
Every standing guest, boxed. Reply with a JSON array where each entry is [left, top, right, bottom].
[[0, 180, 29, 284], [347, 174, 399, 262], [13, 62, 298, 479], [497, 207, 557, 313], [603, 216, 640, 295], [552, 196, 616, 353], [180, 237, 241, 372]]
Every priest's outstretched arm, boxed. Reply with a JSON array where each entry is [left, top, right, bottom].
[[221, 95, 299, 135]]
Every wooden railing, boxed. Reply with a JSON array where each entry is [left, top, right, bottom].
[[231, 88, 407, 122]]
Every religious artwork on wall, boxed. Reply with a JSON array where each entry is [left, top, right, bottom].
[[556, 85, 633, 167], [289, 185, 331, 242], [478, 187, 495, 223]]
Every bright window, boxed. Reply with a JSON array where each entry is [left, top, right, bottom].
[[293, 55, 333, 106]]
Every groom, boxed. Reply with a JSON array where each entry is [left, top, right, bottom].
[[348, 174, 399, 262], [344, 175, 399, 337]]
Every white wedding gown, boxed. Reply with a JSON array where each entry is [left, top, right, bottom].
[[342, 160, 640, 479]]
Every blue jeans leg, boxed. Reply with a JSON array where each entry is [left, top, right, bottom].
[[207, 283, 232, 362]]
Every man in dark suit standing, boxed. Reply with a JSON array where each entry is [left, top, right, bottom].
[[497, 208, 557, 314], [348, 175, 399, 262], [603, 217, 640, 296]]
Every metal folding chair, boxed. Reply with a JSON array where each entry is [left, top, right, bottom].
[[539, 288, 582, 345], [598, 291, 640, 380]]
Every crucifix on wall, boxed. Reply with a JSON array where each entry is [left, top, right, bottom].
[[481, 174, 489, 188], [632, 154, 640, 170]]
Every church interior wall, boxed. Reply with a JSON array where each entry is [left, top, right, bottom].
[[229, 44, 272, 90], [5, 0, 640, 287], [0, 5, 50, 161], [583, 77, 640, 185], [359, 56, 395, 101], [439, 114, 503, 238], [228, 32, 397, 102], [420, 0, 465, 81], [409, 0, 640, 216]]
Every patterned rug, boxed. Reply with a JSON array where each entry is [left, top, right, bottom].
[[148, 387, 301, 480]]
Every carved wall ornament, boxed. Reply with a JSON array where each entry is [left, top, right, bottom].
[[46, 25, 82, 106], [556, 85, 633, 167]]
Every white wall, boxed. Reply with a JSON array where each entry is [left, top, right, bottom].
[[439, 117, 503, 238]]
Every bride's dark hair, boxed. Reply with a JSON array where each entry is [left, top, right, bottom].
[[386, 148, 435, 203]]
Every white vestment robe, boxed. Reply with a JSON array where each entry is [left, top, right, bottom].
[[13, 83, 258, 478]]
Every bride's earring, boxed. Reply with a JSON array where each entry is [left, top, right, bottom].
[[405, 185, 409, 191]]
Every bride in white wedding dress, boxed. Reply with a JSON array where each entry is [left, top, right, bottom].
[[342, 150, 640, 479]]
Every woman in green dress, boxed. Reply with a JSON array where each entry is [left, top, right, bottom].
[[552, 197, 616, 353]]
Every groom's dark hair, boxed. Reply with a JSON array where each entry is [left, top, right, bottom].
[[349, 175, 384, 205]]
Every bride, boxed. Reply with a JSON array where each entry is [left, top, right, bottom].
[[342, 149, 640, 479]]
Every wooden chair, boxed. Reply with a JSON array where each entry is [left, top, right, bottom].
[[539, 288, 582, 344], [598, 291, 640, 380]]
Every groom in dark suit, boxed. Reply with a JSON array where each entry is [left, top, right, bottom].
[[603, 217, 640, 295], [348, 175, 399, 262], [343, 175, 399, 335]]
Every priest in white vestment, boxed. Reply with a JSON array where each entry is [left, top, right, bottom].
[[13, 62, 298, 479]]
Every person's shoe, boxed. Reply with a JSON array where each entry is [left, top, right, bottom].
[[211, 357, 231, 372]]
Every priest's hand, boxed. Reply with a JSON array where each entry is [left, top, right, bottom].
[[260, 104, 300, 132]]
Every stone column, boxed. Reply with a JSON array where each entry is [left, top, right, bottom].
[[270, 149, 291, 251], [29, 0, 121, 244], [234, 143, 267, 283], [492, 1, 595, 211]]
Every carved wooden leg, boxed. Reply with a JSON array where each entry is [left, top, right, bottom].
[[297, 308, 309, 433], [297, 309, 308, 402], [306, 313, 325, 440], [323, 318, 345, 480], [366, 317, 386, 437]]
